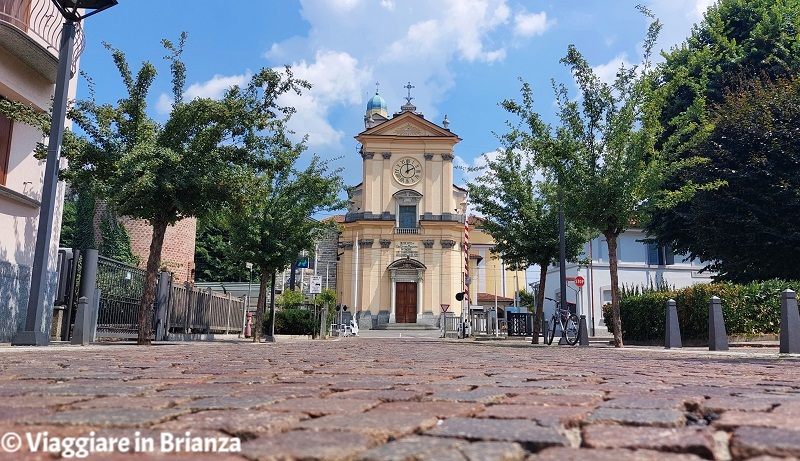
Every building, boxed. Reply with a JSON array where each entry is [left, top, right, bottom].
[[0, 0, 82, 341], [543, 228, 714, 335], [337, 85, 523, 329]]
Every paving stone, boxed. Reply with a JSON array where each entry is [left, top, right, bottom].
[[23, 408, 188, 427], [503, 393, 602, 407], [424, 417, 568, 451], [69, 396, 191, 410], [582, 424, 715, 458], [425, 387, 510, 403], [265, 397, 380, 416], [714, 410, 800, 429], [183, 395, 284, 411], [356, 435, 525, 461], [477, 404, 591, 428], [729, 426, 800, 459], [598, 396, 694, 410], [586, 407, 686, 427], [294, 412, 438, 442], [530, 447, 709, 460], [700, 397, 777, 413], [0, 395, 86, 408], [155, 385, 246, 398], [241, 429, 376, 460], [367, 401, 485, 418], [325, 389, 426, 401], [157, 410, 305, 438]]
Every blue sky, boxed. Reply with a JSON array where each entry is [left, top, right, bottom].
[[76, 0, 713, 217]]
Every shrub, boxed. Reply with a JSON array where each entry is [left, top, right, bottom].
[[603, 279, 800, 343], [263, 307, 315, 335]]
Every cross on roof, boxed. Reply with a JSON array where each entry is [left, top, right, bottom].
[[403, 81, 415, 105], [375, 81, 380, 94]]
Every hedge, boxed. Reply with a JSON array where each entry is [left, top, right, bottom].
[[263, 307, 316, 335], [602, 279, 800, 343]]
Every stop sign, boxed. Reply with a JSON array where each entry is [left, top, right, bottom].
[[575, 275, 585, 287]]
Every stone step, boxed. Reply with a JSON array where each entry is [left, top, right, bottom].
[[383, 323, 439, 330]]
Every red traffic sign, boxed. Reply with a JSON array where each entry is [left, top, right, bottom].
[[574, 275, 585, 287], [441, 304, 450, 312]]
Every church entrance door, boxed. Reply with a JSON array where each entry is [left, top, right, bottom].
[[395, 282, 417, 323]]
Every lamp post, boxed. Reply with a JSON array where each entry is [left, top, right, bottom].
[[13, 0, 117, 346]]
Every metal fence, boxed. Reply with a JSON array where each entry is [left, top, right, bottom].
[[166, 282, 245, 335], [507, 312, 534, 336], [95, 256, 148, 338]]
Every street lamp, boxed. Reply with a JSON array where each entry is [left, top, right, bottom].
[[13, 0, 118, 346]]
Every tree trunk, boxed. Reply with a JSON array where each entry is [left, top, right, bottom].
[[531, 261, 548, 344], [137, 219, 168, 345], [605, 231, 623, 347], [265, 271, 277, 342], [252, 269, 269, 343]]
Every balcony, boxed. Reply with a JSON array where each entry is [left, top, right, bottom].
[[0, 0, 85, 83], [395, 227, 421, 235]]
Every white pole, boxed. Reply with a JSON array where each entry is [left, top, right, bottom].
[[353, 231, 359, 311]]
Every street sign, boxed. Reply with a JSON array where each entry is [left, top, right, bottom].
[[441, 304, 450, 313], [310, 275, 322, 294], [575, 275, 585, 287], [296, 257, 309, 269]]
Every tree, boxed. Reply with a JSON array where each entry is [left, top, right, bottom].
[[503, 7, 701, 347], [98, 212, 138, 265], [194, 217, 249, 283], [650, 75, 800, 281], [66, 33, 310, 344], [224, 139, 346, 343], [648, 0, 800, 281], [466, 145, 585, 344]]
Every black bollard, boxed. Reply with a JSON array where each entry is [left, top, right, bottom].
[[665, 299, 682, 349], [578, 315, 590, 346], [708, 296, 729, 351], [780, 289, 800, 354]]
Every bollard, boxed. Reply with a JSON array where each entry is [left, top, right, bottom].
[[780, 289, 800, 354], [578, 315, 590, 346], [665, 299, 682, 349], [708, 296, 729, 351], [70, 296, 91, 345]]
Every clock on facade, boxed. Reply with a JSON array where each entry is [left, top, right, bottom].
[[393, 157, 423, 186]]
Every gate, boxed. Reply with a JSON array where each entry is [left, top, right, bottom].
[[507, 312, 533, 336], [95, 256, 149, 338]]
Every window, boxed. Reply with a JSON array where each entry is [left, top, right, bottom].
[[0, 111, 12, 186], [398, 205, 416, 229], [647, 243, 674, 266]]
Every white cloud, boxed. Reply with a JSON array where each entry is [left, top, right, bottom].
[[156, 93, 173, 115], [279, 50, 372, 148], [514, 11, 553, 37], [380, 0, 394, 11], [184, 73, 251, 101], [592, 54, 631, 85]]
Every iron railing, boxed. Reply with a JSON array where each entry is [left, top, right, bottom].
[[95, 256, 148, 338], [0, 0, 85, 72], [395, 227, 421, 234]]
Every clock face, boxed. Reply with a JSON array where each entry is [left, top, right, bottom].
[[393, 157, 423, 186]]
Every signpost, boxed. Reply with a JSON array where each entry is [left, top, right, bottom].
[[575, 275, 585, 287], [310, 276, 323, 294]]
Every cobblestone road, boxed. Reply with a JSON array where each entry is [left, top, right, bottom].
[[0, 337, 798, 460]]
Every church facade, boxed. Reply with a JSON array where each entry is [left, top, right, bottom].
[[336, 86, 523, 329]]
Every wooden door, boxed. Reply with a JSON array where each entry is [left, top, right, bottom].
[[395, 282, 417, 323]]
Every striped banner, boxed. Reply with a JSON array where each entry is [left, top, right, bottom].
[[464, 219, 469, 303]]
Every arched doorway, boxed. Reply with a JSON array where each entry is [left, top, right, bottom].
[[388, 258, 425, 324]]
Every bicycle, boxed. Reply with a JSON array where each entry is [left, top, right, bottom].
[[544, 297, 581, 345]]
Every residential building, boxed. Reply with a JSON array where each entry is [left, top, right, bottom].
[[543, 228, 714, 335], [0, 0, 81, 341]]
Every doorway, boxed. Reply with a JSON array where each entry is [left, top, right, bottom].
[[395, 281, 417, 323]]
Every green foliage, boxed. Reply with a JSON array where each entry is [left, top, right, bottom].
[[604, 280, 799, 342], [264, 307, 314, 335], [650, 74, 800, 282], [194, 216, 249, 282], [277, 289, 305, 309], [67, 32, 312, 344], [98, 212, 138, 265], [60, 190, 95, 251], [649, 0, 800, 282]]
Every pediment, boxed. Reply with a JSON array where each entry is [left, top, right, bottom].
[[359, 112, 457, 138]]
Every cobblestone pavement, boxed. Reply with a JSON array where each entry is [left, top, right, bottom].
[[0, 337, 798, 460]]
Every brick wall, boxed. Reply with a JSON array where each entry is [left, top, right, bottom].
[[92, 201, 196, 283]]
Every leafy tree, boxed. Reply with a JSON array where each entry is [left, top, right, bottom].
[[66, 33, 309, 344], [194, 217, 249, 283], [98, 212, 138, 265], [649, 0, 800, 280], [59, 190, 95, 251], [225, 139, 346, 343], [466, 146, 585, 343], [277, 288, 305, 309], [651, 75, 800, 281]]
